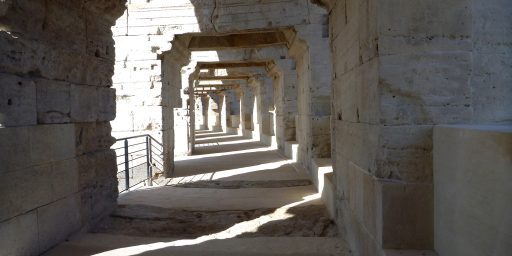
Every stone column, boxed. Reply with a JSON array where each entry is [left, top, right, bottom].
[[234, 87, 243, 135], [240, 81, 254, 138], [187, 79, 197, 154], [207, 94, 222, 132], [220, 93, 228, 132], [287, 23, 332, 170], [161, 37, 191, 177], [248, 75, 274, 145], [201, 96, 209, 130], [194, 94, 203, 130], [248, 78, 261, 140], [228, 89, 241, 131], [269, 59, 298, 151]]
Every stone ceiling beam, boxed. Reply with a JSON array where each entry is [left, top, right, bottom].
[[198, 75, 251, 81], [188, 31, 288, 51], [196, 84, 239, 88], [197, 60, 271, 69]]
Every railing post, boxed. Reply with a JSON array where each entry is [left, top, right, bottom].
[[124, 139, 130, 191], [146, 136, 153, 186]]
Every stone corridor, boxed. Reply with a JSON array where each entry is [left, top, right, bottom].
[[44, 130, 350, 256], [1, 1, 511, 256]]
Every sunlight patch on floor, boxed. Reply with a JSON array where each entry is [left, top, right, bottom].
[[153, 159, 293, 186], [174, 146, 274, 161], [194, 138, 256, 147]]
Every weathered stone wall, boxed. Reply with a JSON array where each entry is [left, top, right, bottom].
[[434, 125, 512, 256], [470, 0, 512, 122], [0, 0, 125, 254], [328, 0, 512, 255]]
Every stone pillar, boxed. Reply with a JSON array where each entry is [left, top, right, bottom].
[[269, 59, 298, 151], [173, 67, 194, 157], [194, 94, 203, 130], [187, 79, 197, 154], [247, 75, 275, 145], [287, 20, 332, 170], [248, 78, 261, 141], [207, 94, 222, 132], [240, 81, 254, 137], [161, 37, 191, 177], [234, 87, 243, 134], [228, 89, 241, 130], [201, 96, 209, 130], [220, 93, 228, 132]]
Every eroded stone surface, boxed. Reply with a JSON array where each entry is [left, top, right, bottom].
[[93, 204, 337, 238], [170, 179, 312, 189]]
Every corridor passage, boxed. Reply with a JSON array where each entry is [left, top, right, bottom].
[[45, 131, 351, 256]]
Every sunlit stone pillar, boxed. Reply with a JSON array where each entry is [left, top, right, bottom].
[[220, 93, 228, 133], [249, 75, 275, 145], [200, 96, 209, 130], [207, 93, 222, 132]]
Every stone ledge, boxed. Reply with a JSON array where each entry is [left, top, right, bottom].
[[284, 141, 299, 162]]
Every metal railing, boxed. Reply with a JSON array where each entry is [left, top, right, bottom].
[[113, 135, 164, 193]]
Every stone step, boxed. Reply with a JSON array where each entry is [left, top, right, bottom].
[[169, 179, 312, 189], [44, 233, 352, 256], [92, 203, 337, 238], [117, 185, 322, 211], [382, 249, 438, 256]]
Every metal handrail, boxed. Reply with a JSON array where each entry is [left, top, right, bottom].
[[114, 134, 164, 193]]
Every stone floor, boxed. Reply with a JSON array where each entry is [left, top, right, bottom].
[[44, 130, 351, 256]]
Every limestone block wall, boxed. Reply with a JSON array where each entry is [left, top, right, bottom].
[[434, 125, 512, 256], [0, 0, 125, 254], [327, 0, 512, 255]]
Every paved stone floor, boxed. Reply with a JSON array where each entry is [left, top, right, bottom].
[[45, 130, 351, 256]]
